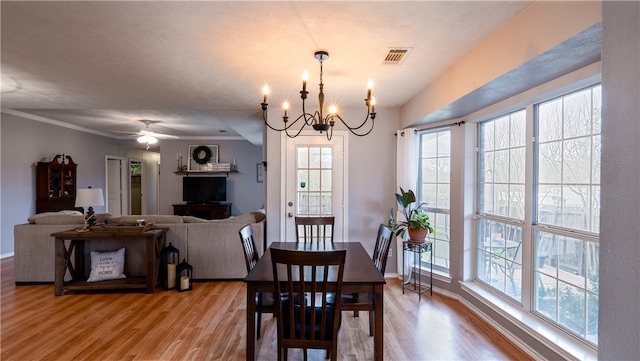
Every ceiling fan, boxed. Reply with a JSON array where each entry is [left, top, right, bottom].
[[122, 120, 178, 150]]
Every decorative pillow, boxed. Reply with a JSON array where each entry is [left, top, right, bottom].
[[60, 210, 83, 215], [87, 248, 126, 282]]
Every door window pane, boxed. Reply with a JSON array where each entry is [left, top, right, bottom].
[[296, 145, 333, 216]]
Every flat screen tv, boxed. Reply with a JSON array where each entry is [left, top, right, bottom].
[[182, 176, 226, 203]]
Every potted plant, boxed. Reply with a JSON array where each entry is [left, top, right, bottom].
[[388, 187, 434, 242]]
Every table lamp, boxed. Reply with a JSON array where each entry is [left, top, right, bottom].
[[75, 187, 105, 231]]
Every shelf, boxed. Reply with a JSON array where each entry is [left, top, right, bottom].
[[174, 170, 238, 175], [63, 277, 147, 292]]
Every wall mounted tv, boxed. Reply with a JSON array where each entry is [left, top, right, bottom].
[[182, 176, 227, 203]]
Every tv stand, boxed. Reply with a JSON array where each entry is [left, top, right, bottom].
[[172, 203, 231, 220]]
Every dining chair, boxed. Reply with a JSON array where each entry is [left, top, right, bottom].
[[239, 223, 274, 339], [294, 216, 335, 244], [270, 248, 346, 361], [340, 223, 393, 336]]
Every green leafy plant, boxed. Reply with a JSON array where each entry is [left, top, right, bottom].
[[388, 187, 434, 238]]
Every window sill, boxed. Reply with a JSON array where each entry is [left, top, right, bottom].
[[421, 268, 452, 284], [460, 281, 597, 361]]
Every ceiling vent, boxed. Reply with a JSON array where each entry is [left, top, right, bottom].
[[383, 48, 412, 65]]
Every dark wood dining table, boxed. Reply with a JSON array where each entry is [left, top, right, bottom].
[[244, 242, 386, 361]]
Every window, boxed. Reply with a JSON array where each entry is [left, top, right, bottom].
[[476, 110, 526, 301], [534, 85, 601, 345], [418, 129, 451, 274], [475, 85, 600, 346]]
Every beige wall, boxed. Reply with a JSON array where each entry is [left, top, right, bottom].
[[401, 0, 602, 128]]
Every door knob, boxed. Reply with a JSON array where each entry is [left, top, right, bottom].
[[288, 212, 293, 218]]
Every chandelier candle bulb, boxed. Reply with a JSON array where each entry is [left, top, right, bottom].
[[302, 70, 308, 91], [367, 79, 373, 99], [371, 97, 376, 113], [262, 85, 269, 103], [283, 102, 289, 118]]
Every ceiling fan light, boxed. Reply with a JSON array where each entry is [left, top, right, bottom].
[[137, 135, 158, 144]]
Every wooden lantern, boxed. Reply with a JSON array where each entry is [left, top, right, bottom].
[[176, 258, 193, 292], [161, 242, 180, 290]]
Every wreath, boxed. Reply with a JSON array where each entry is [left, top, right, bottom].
[[192, 146, 212, 165]]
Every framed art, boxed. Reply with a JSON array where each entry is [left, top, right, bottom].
[[188, 145, 219, 171], [257, 163, 264, 183]]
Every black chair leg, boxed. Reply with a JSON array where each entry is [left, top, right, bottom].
[[256, 311, 262, 339], [369, 310, 374, 336]]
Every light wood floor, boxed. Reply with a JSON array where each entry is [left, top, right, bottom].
[[1, 257, 532, 360]]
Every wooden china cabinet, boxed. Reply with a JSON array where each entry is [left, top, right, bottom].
[[36, 154, 78, 213]]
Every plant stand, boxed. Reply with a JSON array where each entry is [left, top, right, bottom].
[[402, 240, 433, 299]]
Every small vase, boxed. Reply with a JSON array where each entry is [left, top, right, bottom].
[[408, 228, 428, 243]]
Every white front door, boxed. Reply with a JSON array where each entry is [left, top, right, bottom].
[[283, 131, 347, 242]]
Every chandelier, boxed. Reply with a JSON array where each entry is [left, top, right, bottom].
[[261, 50, 376, 140]]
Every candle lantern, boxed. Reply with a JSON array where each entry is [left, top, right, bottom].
[[176, 258, 193, 292], [161, 242, 180, 290]]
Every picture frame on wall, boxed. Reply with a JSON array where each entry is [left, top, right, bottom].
[[188, 145, 219, 171], [257, 163, 264, 183]]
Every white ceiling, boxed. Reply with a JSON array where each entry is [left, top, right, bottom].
[[1, 1, 534, 148]]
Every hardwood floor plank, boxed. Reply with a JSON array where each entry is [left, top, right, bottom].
[[1, 257, 532, 360]]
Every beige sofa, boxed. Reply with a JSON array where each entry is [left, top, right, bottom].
[[13, 211, 265, 283]]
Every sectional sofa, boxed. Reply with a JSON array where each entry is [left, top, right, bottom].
[[13, 210, 265, 283]]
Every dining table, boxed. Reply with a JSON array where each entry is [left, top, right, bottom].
[[243, 241, 386, 361]]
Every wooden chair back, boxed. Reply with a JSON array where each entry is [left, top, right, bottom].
[[239, 223, 273, 339], [270, 248, 346, 361], [294, 216, 335, 244], [239, 224, 259, 273], [372, 224, 393, 275]]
